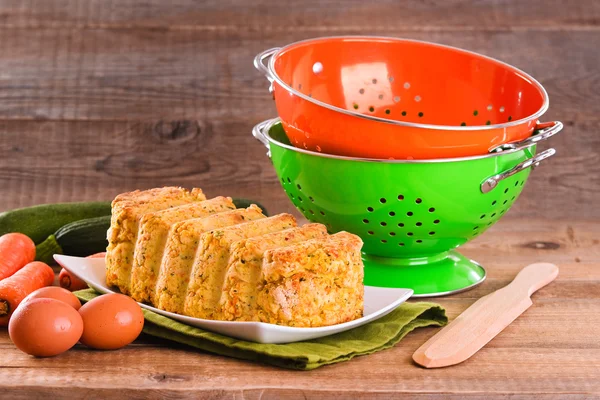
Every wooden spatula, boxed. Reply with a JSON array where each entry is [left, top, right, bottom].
[[413, 262, 558, 368]]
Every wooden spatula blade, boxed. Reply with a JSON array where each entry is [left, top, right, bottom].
[[413, 262, 558, 368]]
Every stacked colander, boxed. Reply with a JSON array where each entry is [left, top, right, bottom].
[[253, 36, 563, 297]]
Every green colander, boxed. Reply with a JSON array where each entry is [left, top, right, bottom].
[[253, 118, 559, 296]]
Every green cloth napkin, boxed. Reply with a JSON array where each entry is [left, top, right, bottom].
[[76, 289, 447, 370]]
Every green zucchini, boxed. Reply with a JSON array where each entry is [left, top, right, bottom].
[[35, 216, 111, 264], [0, 201, 111, 244]]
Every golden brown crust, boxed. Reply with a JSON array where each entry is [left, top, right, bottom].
[[154, 205, 265, 313], [105, 187, 206, 294], [183, 213, 297, 319], [256, 232, 364, 327], [220, 223, 328, 322], [129, 197, 236, 303]]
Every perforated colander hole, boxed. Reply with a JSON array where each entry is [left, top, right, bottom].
[[429, 232, 435, 235], [416, 240, 423, 243], [407, 212, 413, 216], [287, 177, 291, 183], [299, 207, 305, 212], [353, 103, 359, 110], [380, 222, 387, 227], [398, 223, 405, 228], [487, 104, 493, 111], [415, 96, 421, 102], [320, 211, 325, 216], [389, 211, 396, 217], [487, 222, 493, 226], [473, 110, 479, 116], [385, 109, 391, 114], [398, 194, 404, 201], [492, 200, 497, 206], [372, 78, 378, 84], [500, 106, 505, 113], [486, 121, 491, 125], [309, 210, 314, 215], [473, 226, 479, 230], [368, 231, 374, 235], [398, 242, 405, 246], [309, 196, 314, 202], [503, 200, 508, 205], [380, 198, 387, 204], [404, 82, 411, 89], [298, 196, 303, 202], [389, 232, 396, 236], [461, 122, 467, 126], [367, 207, 374, 212], [504, 188, 508, 194], [290, 193, 295, 199], [415, 198, 422, 204], [521, 181, 524, 186], [381, 239, 387, 243], [378, 94, 384, 100], [316, 145, 322, 152], [369, 106, 375, 112], [297, 184, 302, 190], [416, 222, 422, 227], [418, 112, 424, 118], [433, 219, 440, 224], [359, 88, 365, 94], [508, 116, 513, 121], [429, 208, 435, 212], [407, 232, 414, 236], [363, 219, 369, 224], [393, 96, 400, 103], [515, 181, 519, 187], [389, 76, 394, 82], [512, 196, 516, 201], [401, 111, 407, 116], [480, 214, 486, 219], [491, 213, 497, 217]]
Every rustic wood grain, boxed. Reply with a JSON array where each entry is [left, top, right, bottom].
[[0, 28, 598, 121], [0, 0, 598, 30], [1, 219, 599, 398], [0, 118, 598, 219], [0, 0, 598, 397]]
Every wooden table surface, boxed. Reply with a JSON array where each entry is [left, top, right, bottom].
[[0, 1, 599, 398]]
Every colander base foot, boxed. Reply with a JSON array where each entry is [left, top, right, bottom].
[[362, 250, 486, 297]]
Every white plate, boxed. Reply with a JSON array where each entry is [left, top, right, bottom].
[[55, 254, 413, 344]]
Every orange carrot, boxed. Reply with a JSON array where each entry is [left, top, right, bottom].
[[0, 261, 54, 326], [59, 252, 104, 292], [0, 233, 36, 281]]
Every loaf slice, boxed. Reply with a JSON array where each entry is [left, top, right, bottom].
[[129, 196, 236, 303], [154, 205, 266, 313], [256, 231, 364, 327], [106, 187, 205, 294], [220, 223, 328, 322], [183, 213, 297, 319]]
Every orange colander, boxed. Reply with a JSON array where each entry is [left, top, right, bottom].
[[254, 36, 562, 160]]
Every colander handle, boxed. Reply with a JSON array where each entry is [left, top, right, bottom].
[[489, 121, 563, 153], [252, 119, 272, 150], [481, 148, 556, 193], [253, 48, 280, 82]]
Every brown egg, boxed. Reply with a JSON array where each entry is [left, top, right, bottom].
[[9, 298, 83, 357], [22, 286, 82, 310], [79, 293, 144, 350]]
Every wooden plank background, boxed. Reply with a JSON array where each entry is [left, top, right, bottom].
[[0, 0, 598, 220], [0, 1, 599, 398]]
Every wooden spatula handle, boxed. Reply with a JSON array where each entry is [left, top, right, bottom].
[[413, 262, 558, 368], [510, 262, 559, 297]]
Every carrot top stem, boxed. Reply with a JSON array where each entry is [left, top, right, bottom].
[[0, 300, 8, 317]]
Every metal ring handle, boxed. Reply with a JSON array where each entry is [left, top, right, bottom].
[[252, 119, 272, 150], [253, 48, 280, 81], [481, 148, 556, 193], [490, 121, 563, 153]]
